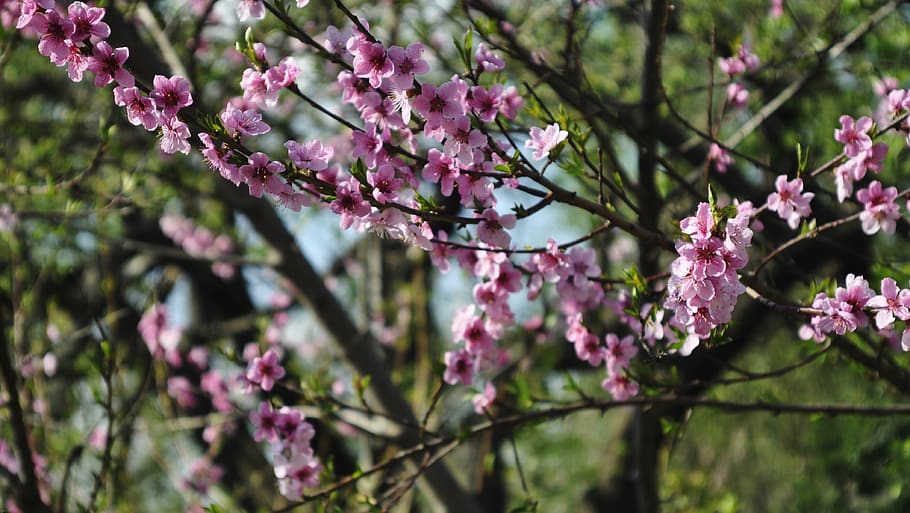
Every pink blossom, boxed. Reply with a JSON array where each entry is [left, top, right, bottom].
[[16, 0, 54, 30], [221, 103, 270, 137], [366, 163, 403, 204], [33, 10, 74, 64], [708, 143, 734, 173], [240, 152, 286, 198], [475, 43, 505, 72], [421, 149, 459, 196], [443, 349, 474, 385], [718, 56, 745, 76], [769, 0, 783, 18], [264, 57, 299, 91], [888, 89, 909, 116], [473, 281, 513, 324], [525, 123, 567, 160], [442, 115, 487, 164], [856, 180, 900, 235], [680, 202, 715, 241], [63, 42, 88, 82], [468, 84, 503, 123], [167, 376, 197, 409], [840, 142, 888, 184], [604, 333, 638, 373], [866, 278, 910, 330], [138, 303, 182, 362], [201, 371, 233, 413], [527, 238, 569, 286], [0, 439, 20, 475], [245, 349, 285, 392], [351, 123, 386, 168], [358, 92, 404, 131], [159, 116, 192, 155], [738, 44, 760, 71], [236, 0, 265, 21], [113, 86, 158, 130], [476, 208, 516, 248], [182, 457, 224, 495], [151, 75, 193, 118], [498, 86, 524, 120], [601, 371, 639, 400], [574, 332, 606, 367], [351, 40, 393, 88], [387, 42, 428, 89], [412, 81, 466, 132], [251, 401, 280, 442], [67, 1, 109, 42], [241, 68, 279, 108], [834, 115, 874, 157], [330, 178, 372, 230], [86, 41, 133, 87], [472, 382, 496, 413], [199, 133, 240, 183], [275, 452, 322, 499], [285, 139, 333, 171], [726, 82, 749, 107], [766, 174, 813, 229]]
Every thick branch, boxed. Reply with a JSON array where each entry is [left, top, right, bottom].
[[638, 0, 670, 276], [0, 303, 51, 513]]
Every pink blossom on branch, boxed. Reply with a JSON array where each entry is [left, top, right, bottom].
[[245, 348, 285, 392], [866, 278, 910, 331], [525, 123, 567, 161], [766, 174, 813, 229], [856, 180, 900, 235], [239, 152, 286, 198], [113, 86, 158, 130], [86, 41, 133, 87], [150, 74, 193, 118], [834, 115, 873, 157], [708, 143, 734, 173], [476, 208, 516, 248]]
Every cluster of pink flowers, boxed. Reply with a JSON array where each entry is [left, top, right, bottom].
[[160, 215, 236, 279], [833, 115, 889, 202], [565, 314, 640, 399], [664, 202, 753, 355], [181, 457, 224, 496], [719, 43, 759, 107], [801, 275, 910, 351], [138, 303, 238, 419], [18, 0, 195, 154], [250, 401, 322, 499], [442, 236, 617, 399]]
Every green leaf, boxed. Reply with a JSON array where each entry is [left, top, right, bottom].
[[796, 142, 810, 175], [563, 372, 580, 393], [349, 158, 367, 183], [510, 374, 532, 409], [414, 190, 438, 211], [463, 29, 474, 73]]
